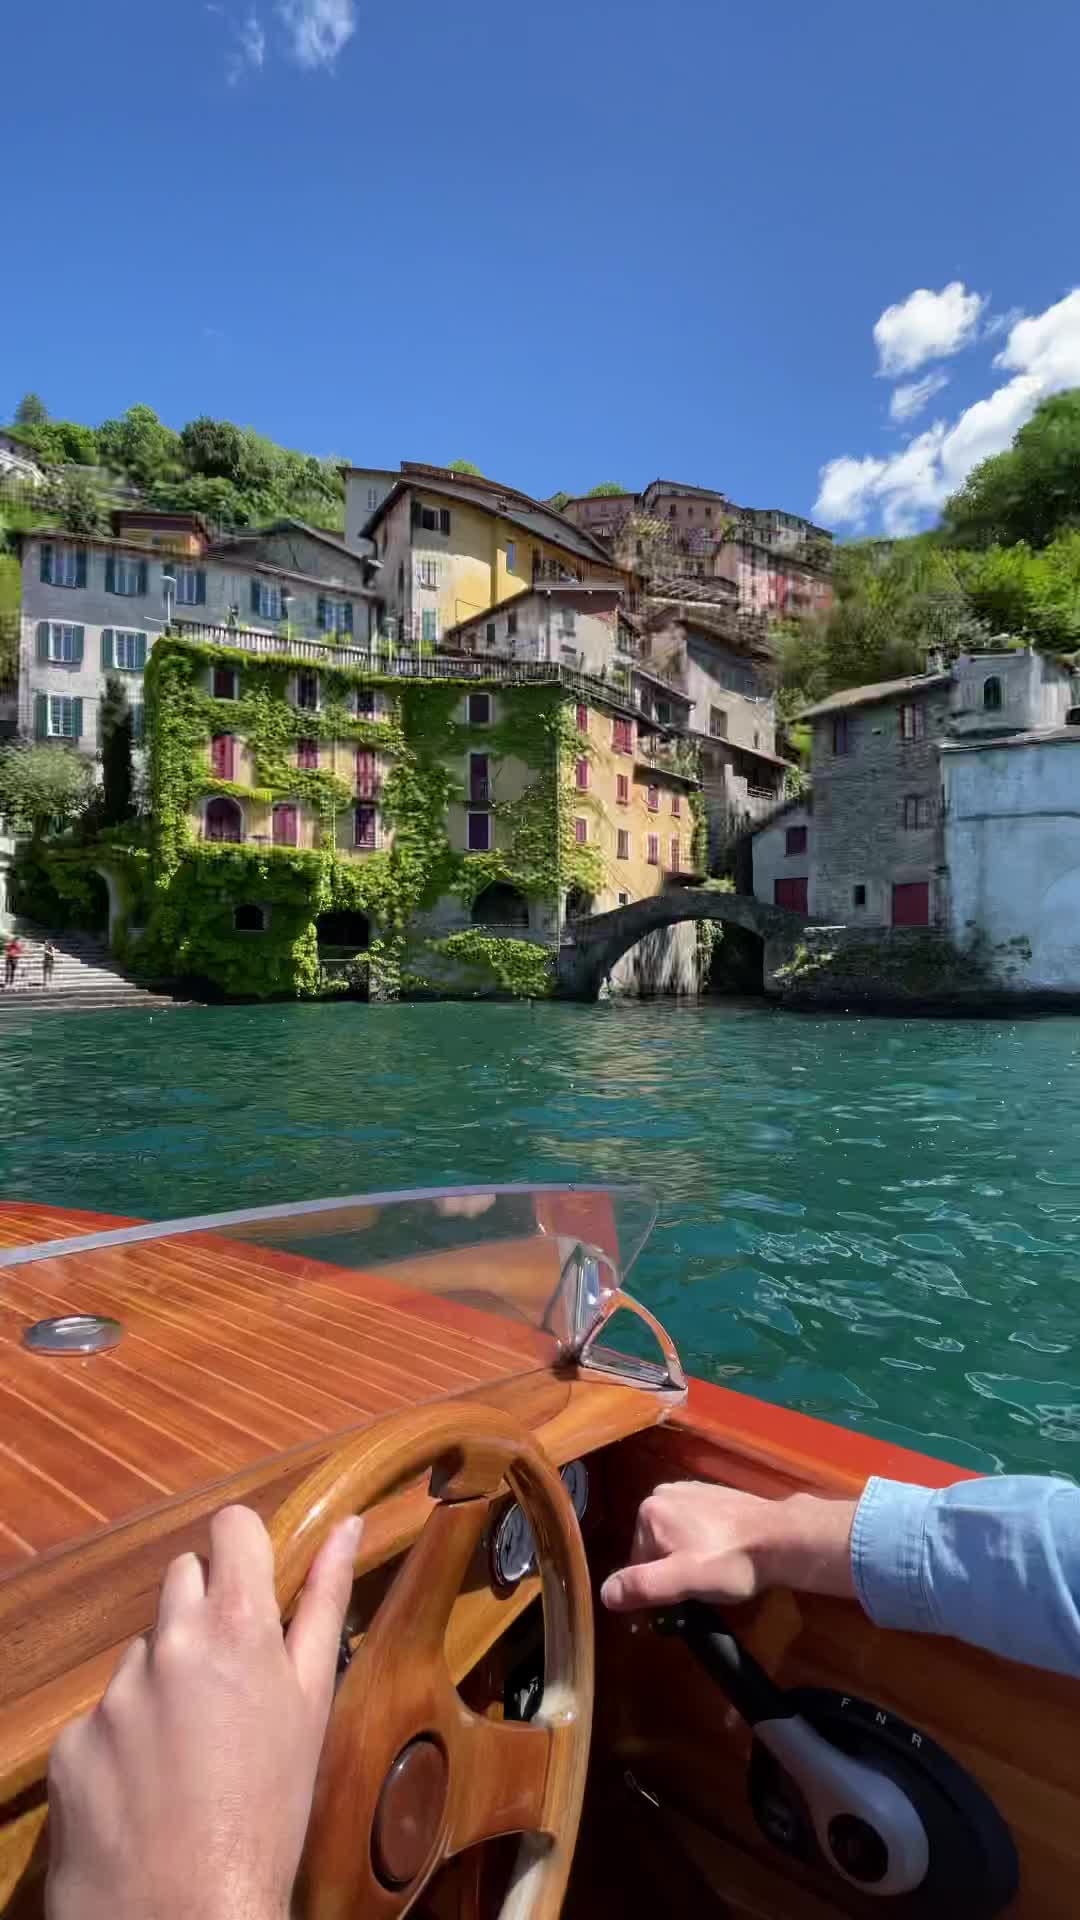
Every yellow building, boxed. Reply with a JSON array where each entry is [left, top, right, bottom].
[[348, 465, 632, 646]]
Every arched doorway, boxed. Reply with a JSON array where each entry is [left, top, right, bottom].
[[471, 883, 529, 928], [316, 909, 371, 952], [204, 797, 243, 843]]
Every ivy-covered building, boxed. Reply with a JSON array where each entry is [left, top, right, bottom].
[[131, 623, 704, 1000]]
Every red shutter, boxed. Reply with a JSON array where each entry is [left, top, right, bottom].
[[670, 837, 680, 872], [617, 829, 629, 859], [647, 834, 659, 866], [774, 877, 808, 913], [892, 881, 929, 926], [356, 747, 377, 798], [671, 793, 681, 816], [647, 785, 659, 813], [616, 773, 629, 805], [297, 739, 319, 770], [574, 816, 587, 845], [576, 703, 588, 732], [575, 757, 589, 790], [273, 804, 298, 846], [211, 734, 234, 780]]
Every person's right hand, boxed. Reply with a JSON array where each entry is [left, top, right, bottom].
[[600, 1480, 858, 1613]]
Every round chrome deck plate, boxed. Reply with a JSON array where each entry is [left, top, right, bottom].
[[23, 1315, 123, 1355]]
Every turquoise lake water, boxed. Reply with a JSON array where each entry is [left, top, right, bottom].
[[4, 997, 1080, 1475]]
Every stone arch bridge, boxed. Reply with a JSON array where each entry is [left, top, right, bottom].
[[556, 889, 813, 1001]]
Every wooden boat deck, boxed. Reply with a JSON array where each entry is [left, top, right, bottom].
[[0, 1204, 562, 1580]]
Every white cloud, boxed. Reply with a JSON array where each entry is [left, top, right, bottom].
[[815, 289, 1080, 535], [226, 8, 265, 82], [277, 0, 355, 68], [888, 370, 950, 425], [873, 282, 986, 377]]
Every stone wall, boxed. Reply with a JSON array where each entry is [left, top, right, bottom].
[[769, 923, 993, 1009], [809, 684, 951, 926]]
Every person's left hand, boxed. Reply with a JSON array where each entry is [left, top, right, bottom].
[[46, 1503, 361, 1920]]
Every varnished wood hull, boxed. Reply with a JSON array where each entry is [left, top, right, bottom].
[[0, 1201, 1075, 1918]]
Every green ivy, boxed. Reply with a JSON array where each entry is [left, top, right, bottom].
[[427, 929, 555, 998]]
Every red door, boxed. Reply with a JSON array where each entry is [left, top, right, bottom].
[[774, 877, 808, 913], [892, 881, 929, 927]]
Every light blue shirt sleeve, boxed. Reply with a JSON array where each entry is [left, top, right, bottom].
[[851, 1474, 1080, 1679]]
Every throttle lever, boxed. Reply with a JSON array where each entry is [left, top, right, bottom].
[[654, 1601, 931, 1898]]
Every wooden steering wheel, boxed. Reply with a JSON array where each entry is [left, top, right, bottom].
[[270, 1403, 595, 1920]]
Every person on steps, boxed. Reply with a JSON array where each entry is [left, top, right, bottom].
[[42, 940, 56, 989], [4, 938, 22, 989]]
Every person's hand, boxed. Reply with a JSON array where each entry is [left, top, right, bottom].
[[46, 1503, 361, 1920], [600, 1481, 857, 1612]]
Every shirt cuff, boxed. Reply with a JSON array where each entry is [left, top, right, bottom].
[[850, 1476, 938, 1634]]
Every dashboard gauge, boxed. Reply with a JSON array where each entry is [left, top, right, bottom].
[[491, 1502, 537, 1590], [560, 1459, 589, 1521]]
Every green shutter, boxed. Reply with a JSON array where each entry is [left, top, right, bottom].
[[40, 544, 53, 584], [105, 556, 115, 594], [196, 569, 207, 605], [250, 579, 260, 613], [34, 694, 48, 740], [344, 601, 353, 633], [75, 550, 87, 589], [71, 698, 83, 742], [138, 560, 148, 596], [101, 629, 114, 669], [135, 632, 147, 670], [72, 627, 84, 665], [36, 622, 50, 664]]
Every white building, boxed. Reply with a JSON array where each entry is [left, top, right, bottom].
[[16, 510, 378, 754]]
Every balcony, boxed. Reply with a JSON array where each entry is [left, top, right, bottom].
[[635, 735, 701, 782]]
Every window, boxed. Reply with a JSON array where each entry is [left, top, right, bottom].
[[46, 695, 81, 740], [106, 629, 147, 672], [212, 666, 239, 700], [36, 621, 84, 665], [670, 837, 681, 872], [899, 702, 924, 741], [506, 540, 516, 571], [709, 707, 728, 739], [272, 803, 298, 847], [468, 692, 491, 725], [317, 596, 353, 634], [251, 579, 283, 621], [356, 687, 375, 717], [832, 714, 849, 755], [397, 563, 405, 596], [418, 561, 439, 590], [354, 805, 377, 850], [106, 554, 147, 597], [233, 904, 266, 932], [467, 810, 492, 852], [356, 748, 378, 798], [205, 797, 242, 842], [40, 543, 86, 589], [575, 758, 590, 791], [903, 794, 934, 829], [786, 824, 807, 855], [576, 703, 588, 732], [469, 753, 490, 804], [175, 566, 206, 607], [671, 793, 681, 817], [668, 504, 676, 518], [507, 611, 518, 639], [618, 891, 629, 906], [646, 834, 659, 865], [853, 884, 867, 907], [574, 817, 588, 845], [367, 487, 378, 511], [295, 671, 319, 711], [421, 609, 437, 644], [412, 502, 451, 535], [561, 609, 577, 637], [297, 738, 319, 770], [646, 785, 659, 813], [612, 716, 634, 754], [616, 773, 629, 806], [983, 675, 1003, 712], [485, 622, 496, 648], [210, 734, 235, 780]]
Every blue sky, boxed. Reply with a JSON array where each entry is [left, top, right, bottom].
[[4, 0, 1080, 534]]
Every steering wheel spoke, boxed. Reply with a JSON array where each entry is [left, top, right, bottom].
[[446, 1714, 555, 1856], [372, 1499, 492, 1664]]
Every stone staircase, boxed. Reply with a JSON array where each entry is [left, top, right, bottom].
[[0, 922, 184, 1015]]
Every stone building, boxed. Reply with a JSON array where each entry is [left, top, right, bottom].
[[752, 649, 1077, 932]]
